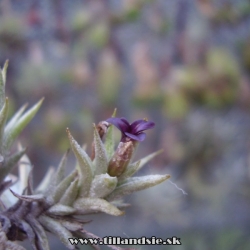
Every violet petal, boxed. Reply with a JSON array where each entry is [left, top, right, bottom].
[[132, 121, 155, 133], [106, 117, 130, 132], [120, 118, 130, 127], [130, 120, 146, 133], [125, 132, 146, 141]]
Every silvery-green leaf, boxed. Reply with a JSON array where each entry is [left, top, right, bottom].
[[0, 184, 19, 208], [9, 189, 44, 202], [4, 103, 28, 133], [0, 154, 4, 167], [3, 98, 44, 152], [73, 197, 124, 216], [46, 170, 77, 205], [106, 174, 170, 201], [39, 151, 68, 195], [104, 125, 115, 161], [93, 124, 108, 175], [20, 220, 36, 250], [27, 167, 34, 195], [111, 108, 117, 117], [35, 167, 55, 193], [39, 215, 75, 250], [54, 149, 69, 186], [47, 204, 76, 216], [104, 108, 116, 160], [26, 214, 50, 250], [0, 60, 8, 110], [1, 60, 8, 86], [0, 147, 26, 184], [118, 160, 140, 183], [67, 128, 93, 197], [134, 149, 163, 171], [59, 178, 79, 206], [17, 144, 32, 193], [60, 220, 83, 232], [0, 98, 8, 154], [90, 174, 117, 198], [111, 200, 131, 209]]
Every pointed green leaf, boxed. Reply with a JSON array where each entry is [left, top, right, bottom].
[[93, 124, 108, 175], [134, 149, 163, 171], [35, 167, 55, 193], [36, 151, 69, 194], [47, 204, 76, 216], [17, 144, 32, 193], [39, 215, 75, 250], [104, 124, 115, 161], [0, 147, 26, 183], [1, 60, 8, 86], [54, 149, 69, 186], [26, 214, 50, 250], [111, 200, 131, 209], [104, 108, 116, 160], [67, 128, 93, 197], [0, 60, 8, 110], [60, 220, 83, 232], [4, 103, 28, 133], [90, 174, 117, 198], [111, 108, 117, 117], [9, 189, 44, 202], [59, 178, 79, 206], [118, 160, 141, 183], [3, 98, 44, 152], [0, 97, 8, 154], [106, 174, 170, 201], [74, 197, 124, 216], [46, 170, 77, 205], [27, 167, 34, 195]]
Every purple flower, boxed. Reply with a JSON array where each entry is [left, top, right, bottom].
[[106, 117, 155, 142]]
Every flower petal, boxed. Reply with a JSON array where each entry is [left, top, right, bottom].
[[106, 117, 130, 133], [132, 120, 155, 133], [124, 132, 146, 141], [130, 119, 145, 132]]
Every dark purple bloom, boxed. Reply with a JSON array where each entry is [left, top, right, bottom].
[[106, 117, 155, 142]]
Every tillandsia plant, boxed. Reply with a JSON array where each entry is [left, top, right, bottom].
[[0, 61, 170, 250]]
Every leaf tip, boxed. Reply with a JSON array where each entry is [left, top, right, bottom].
[[112, 108, 117, 117]]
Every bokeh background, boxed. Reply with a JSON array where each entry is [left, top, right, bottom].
[[1, 0, 250, 249]]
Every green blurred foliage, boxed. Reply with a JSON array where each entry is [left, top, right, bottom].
[[1, 0, 250, 249]]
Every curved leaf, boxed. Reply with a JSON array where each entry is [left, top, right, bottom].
[[67, 128, 93, 197], [106, 174, 170, 201], [93, 124, 108, 175], [0, 97, 8, 154], [3, 98, 44, 152], [74, 197, 124, 216], [39, 215, 74, 250], [90, 174, 117, 198], [0, 60, 8, 109]]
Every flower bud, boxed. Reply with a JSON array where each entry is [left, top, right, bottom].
[[108, 140, 135, 177]]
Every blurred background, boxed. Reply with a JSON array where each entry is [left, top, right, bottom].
[[1, 0, 250, 249]]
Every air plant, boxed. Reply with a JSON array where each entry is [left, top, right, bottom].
[[0, 61, 170, 250]]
